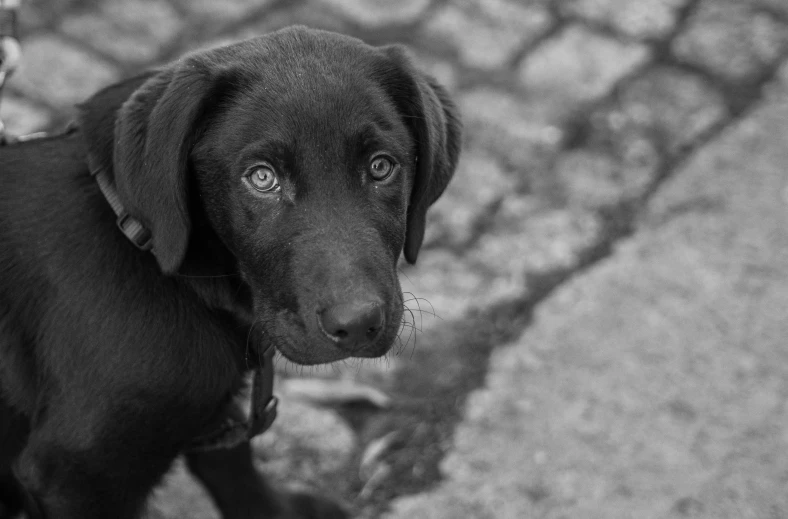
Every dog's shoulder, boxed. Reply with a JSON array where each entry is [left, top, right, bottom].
[[0, 133, 98, 282]]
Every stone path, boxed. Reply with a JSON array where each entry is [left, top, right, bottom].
[[2, 1, 787, 518]]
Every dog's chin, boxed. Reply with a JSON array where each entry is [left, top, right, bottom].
[[274, 343, 354, 366], [272, 324, 400, 366], [273, 337, 395, 366]]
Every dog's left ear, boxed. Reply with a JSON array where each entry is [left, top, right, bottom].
[[80, 58, 217, 274], [379, 46, 462, 264]]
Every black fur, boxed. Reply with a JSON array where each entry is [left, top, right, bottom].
[[0, 27, 460, 519]]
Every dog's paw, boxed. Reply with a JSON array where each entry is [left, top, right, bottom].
[[280, 491, 349, 519]]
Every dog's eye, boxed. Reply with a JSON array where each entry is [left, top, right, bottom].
[[369, 156, 396, 181], [246, 165, 280, 193]]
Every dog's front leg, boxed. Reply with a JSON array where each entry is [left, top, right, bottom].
[[13, 427, 179, 519], [186, 442, 347, 519]]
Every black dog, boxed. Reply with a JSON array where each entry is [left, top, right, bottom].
[[0, 26, 460, 519]]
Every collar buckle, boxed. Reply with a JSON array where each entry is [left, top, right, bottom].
[[116, 213, 153, 251], [88, 154, 154, 253], [249, 395, 278, 438]]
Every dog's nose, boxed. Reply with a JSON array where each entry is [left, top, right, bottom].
[[318, 301, 384, 350]]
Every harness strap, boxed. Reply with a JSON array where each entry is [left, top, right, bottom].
[[248, 344, 279, 438]]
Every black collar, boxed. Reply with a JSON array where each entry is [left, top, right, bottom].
[[88, 154, 278, 446], [87, 155, 153, 251]]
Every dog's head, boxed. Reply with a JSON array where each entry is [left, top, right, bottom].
[[79, 27, 460, 365]]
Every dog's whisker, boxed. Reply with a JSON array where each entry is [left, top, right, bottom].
[[395, 327, 410, 356], [401, 291, 417, 302], [398, 269, 415, 286], [404, 307, 417, 328], [394, 306, 420, 356], [412, 297, 425, 332], [403, 309, 439, 320], [402, 296, 437, 317], [402, 295, 442, 345]]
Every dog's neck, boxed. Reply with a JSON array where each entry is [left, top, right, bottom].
[[78, 72, 254, 322]]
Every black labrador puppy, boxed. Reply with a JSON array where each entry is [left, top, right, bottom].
[[0, 26, 460, 519]]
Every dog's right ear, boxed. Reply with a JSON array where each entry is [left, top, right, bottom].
[[377, 46, 462, 265], [79, 59, 217, 274]]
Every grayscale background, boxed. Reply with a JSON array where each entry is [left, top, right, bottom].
[[2, 0, 787, 518]]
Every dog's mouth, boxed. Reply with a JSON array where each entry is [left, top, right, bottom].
[[275, 341, 358, 366]]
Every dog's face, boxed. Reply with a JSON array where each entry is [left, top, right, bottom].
[[80, 27, 460, 365]]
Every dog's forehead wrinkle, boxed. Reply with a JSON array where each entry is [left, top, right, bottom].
[[219, 64, 411, 167], [238, 62, 395, 126]]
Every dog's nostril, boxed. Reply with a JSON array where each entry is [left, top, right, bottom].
[[318, 301, 384, 350]]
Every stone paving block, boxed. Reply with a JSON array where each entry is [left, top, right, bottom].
[[673, 0, 788, 79], [0, 95, 50, 135], [413, 189, 602, 316], [750, 0, 788, 16], [556, 150, 634, 209], [557, 140, 656, 209], [563, 0, 684, 38], [559, 120, 659, 211], [519, 25, 649, 109], [614, 67, 728, 150], [10, 35, 119, 109], [321, 0, 431, 28], [468, 203, 601, 282], [459, 89, 563, 194], [423, 0, 552, 69], [559, 67, 729, 208], [173, 0, 278, 23], [60, 0, 184, 63], [460, 89, 560, 149], [556, 144, 665, 208], [423, 150, 516, 250]]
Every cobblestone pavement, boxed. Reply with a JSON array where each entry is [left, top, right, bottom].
[[2, 0, 788, 518]]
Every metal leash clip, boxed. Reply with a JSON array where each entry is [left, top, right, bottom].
[[0, 0, 21, 143]]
